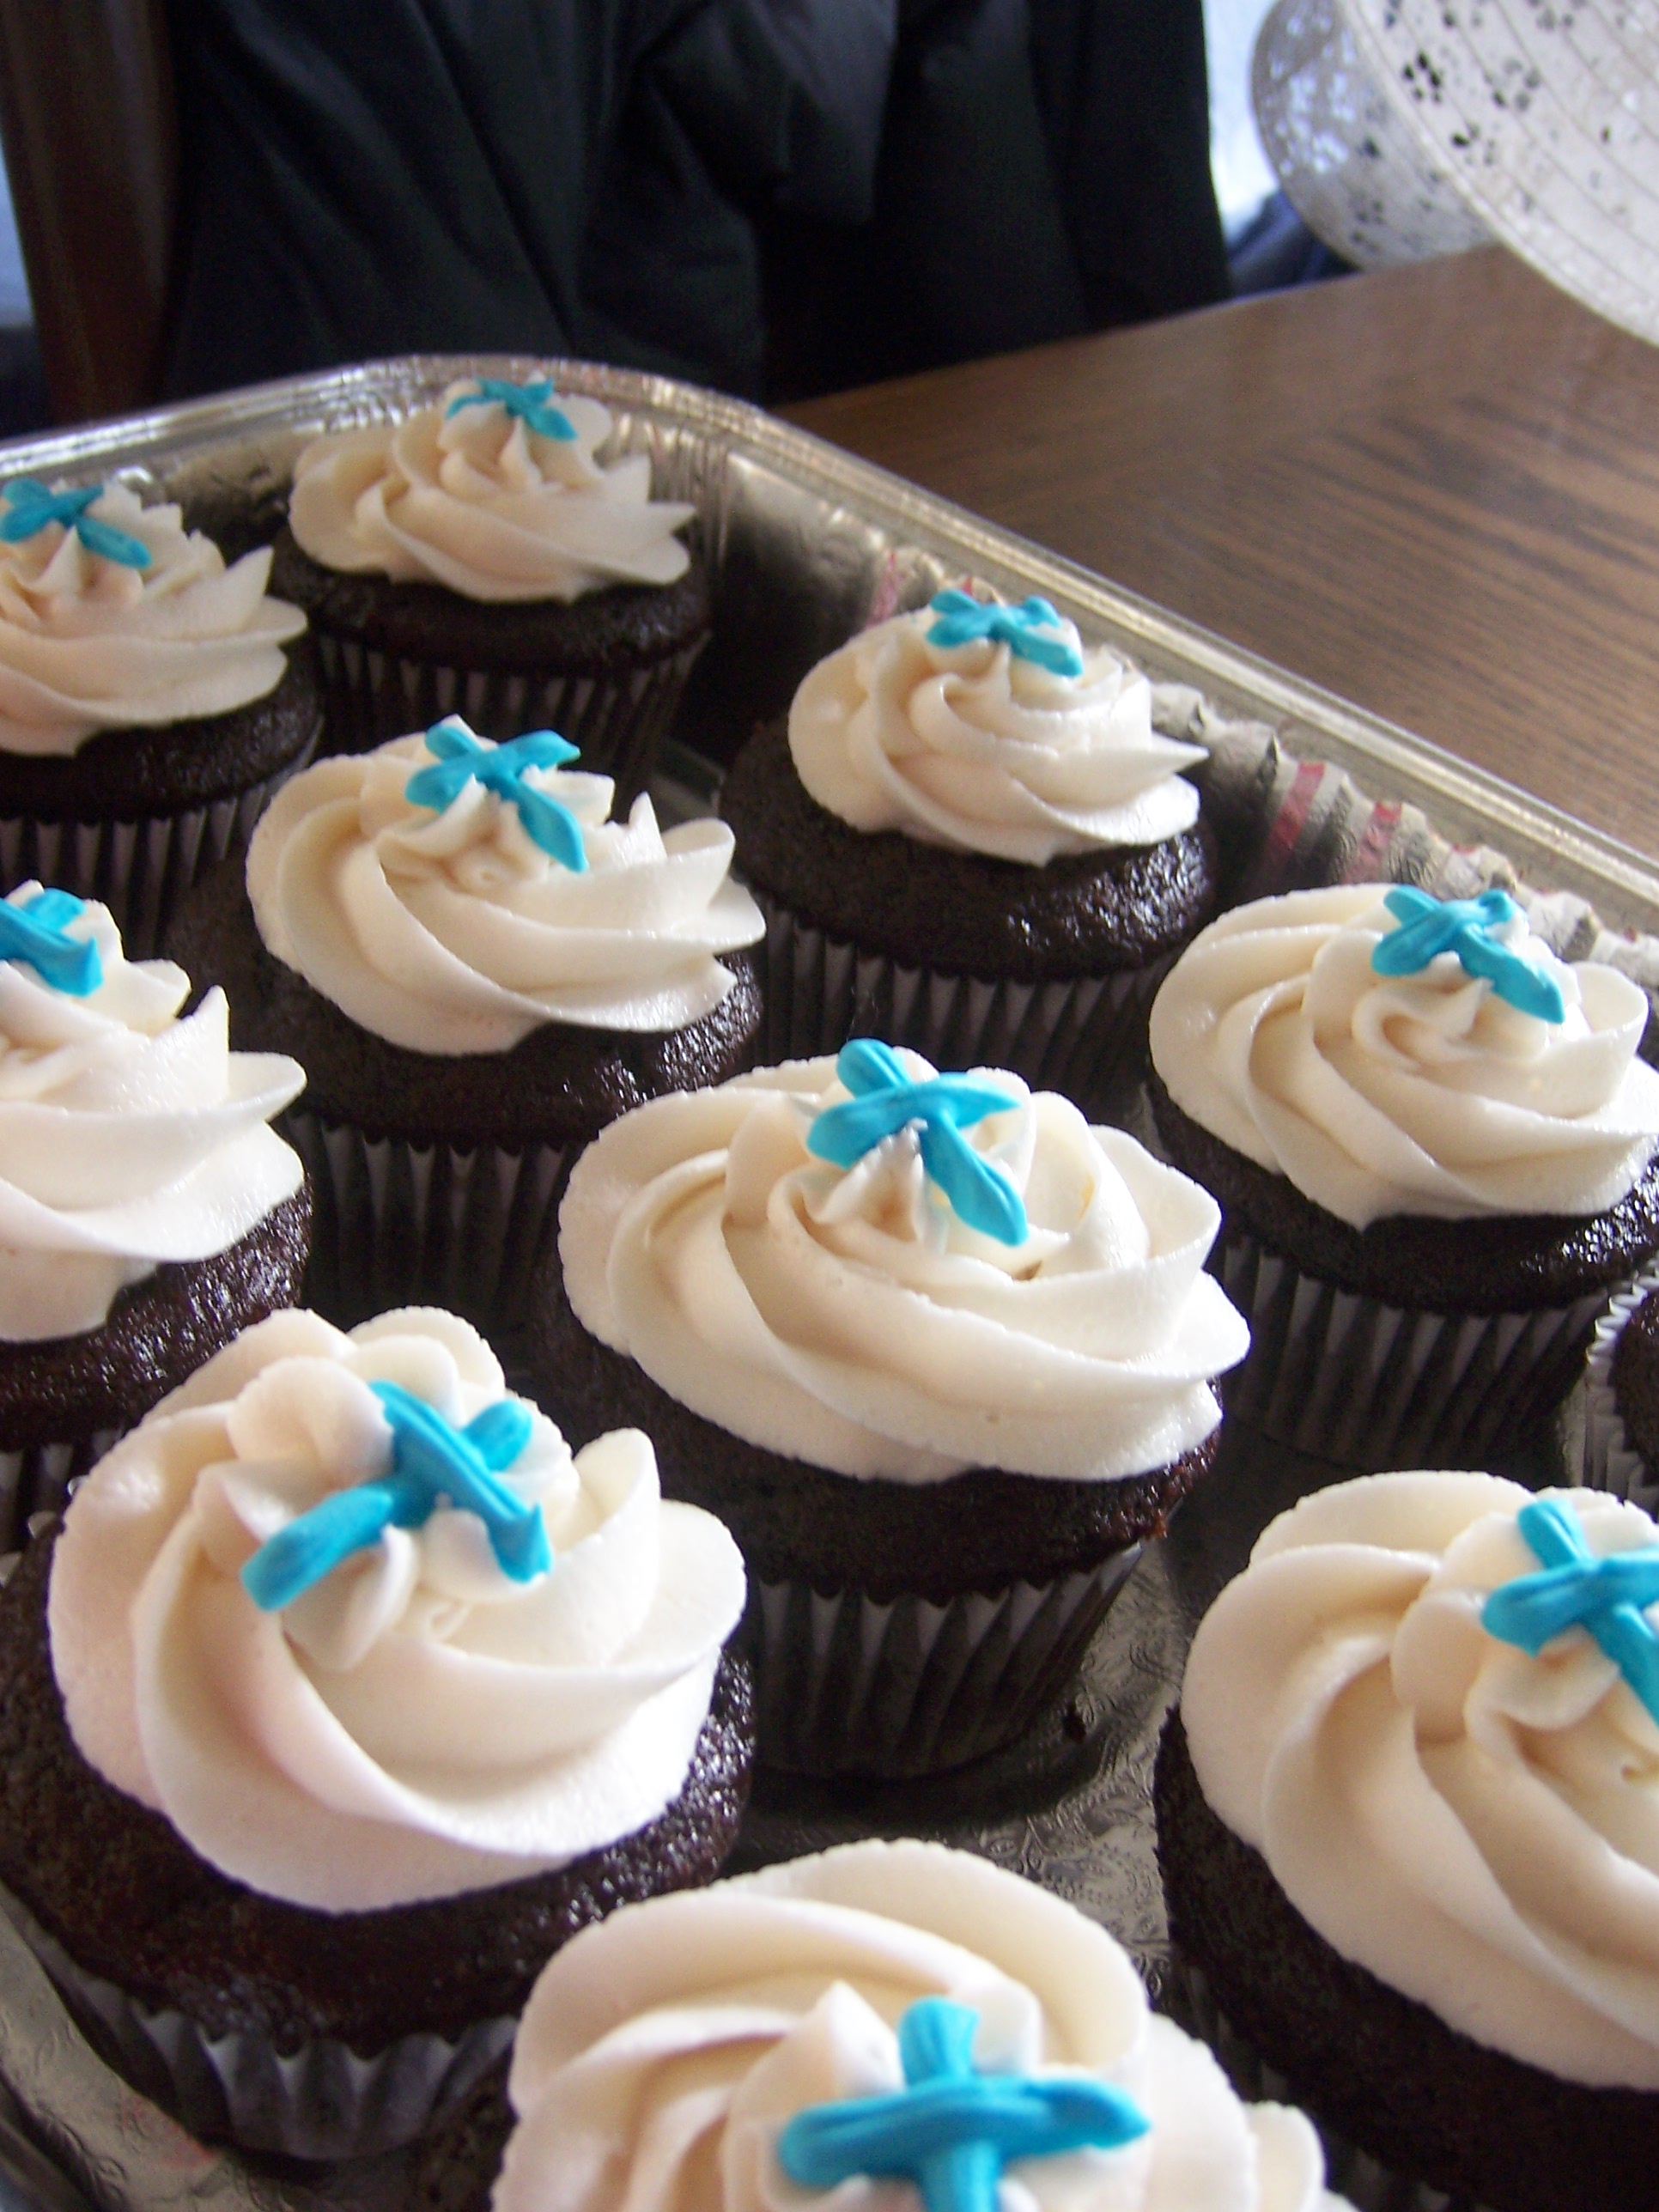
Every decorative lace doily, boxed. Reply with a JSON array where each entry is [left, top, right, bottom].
[[1338, 0, 1659, 343], [1252, 0, 1490, 268]]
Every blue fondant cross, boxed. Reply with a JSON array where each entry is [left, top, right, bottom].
[[0, 478, 150, 569], [925, 590, 1085, 679], [1370, 884, 1565, 1023], [240, 1381, 550, 1613], [1482, 1495, 1659, 1725], [405, 716, 588, 871], [443, 377, 577, 442], [0, 889, 101, 996], [807, 1038, 1029, 1246], [777, 1996, 1149, 2212]]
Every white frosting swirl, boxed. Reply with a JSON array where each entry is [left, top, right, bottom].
[[0, 884, 303, 1342], [51, 1306, 747, 1911], [788, 604, 1206, 864], [0, 482, 306, 755], [560, 1054, 1249, 1482], [496, 1838, 1351, 2212], [288, 382, 693, 602], [1182, 1474, 1659, 2088], [246, 731, 763, 1051], [1149, 884, 1659, 1228]]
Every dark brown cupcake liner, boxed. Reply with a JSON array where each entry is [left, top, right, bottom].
[[0, 740, 318, 959], [750, 1545, 1143, 1778], [1212, 1223, 1609, 1471], [1581, 1268, 1659, 1508], [286, 1111, 568, 1339], [310, 632, 705, 804], [1173, 1954, 1488, 2212], [0, 1434, 120, 1555], [753, 890, 1163, 1114], [2, 1881, 511, 2160]]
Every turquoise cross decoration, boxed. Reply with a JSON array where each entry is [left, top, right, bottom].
[[925, 590, 1085, 678], [1370, 885, 1565, 1023], [777, 1996, 1150, 2212], [0, 478, 150, 568], [240, 1381, 550, 1613], [404, 717, 588, 871], [444, 377, 577, 442], [1482, 1495, 1659, 1725], [807, 1038, 1029, 1245], [0, 889, 101, 995]]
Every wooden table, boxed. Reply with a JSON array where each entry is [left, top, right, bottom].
[[783, 244, 1659, 868]]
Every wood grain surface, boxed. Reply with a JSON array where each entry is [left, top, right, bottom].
[[784, 245, 1659, 864]]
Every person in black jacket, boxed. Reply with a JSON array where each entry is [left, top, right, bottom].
[[164, 0, 1227, 404]]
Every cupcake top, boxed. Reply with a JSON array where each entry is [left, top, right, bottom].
[[787, 590, 1206, 865], [559, 1043, 1249, 1482], [495, 1838, 1351, 2212], [246, 719, 764, 1053], [0, 883, 303, 1343], [1182, 1471, 1659, 2090], [0, 477, 306, 756], [50, 1305, 747, 1911], [287, 376, 695, 603], [1149, 883, 1659, 1227]]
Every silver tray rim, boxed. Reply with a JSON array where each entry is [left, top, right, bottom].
[[3, 349, 1656, 933]]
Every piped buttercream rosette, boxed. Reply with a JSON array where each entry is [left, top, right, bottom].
[[495, 1839, 1351, 2212], [288, 380, 694, 603], [49, 1306, 748, 1911], [1182, 1474, 1659, 2089], [1150, 883, 1659, 1229], [0, 884, 303, 1342], [559, 1050, 1250, 1483], [788, 594, 1206, 864], [246, 726, 764, 1052], [0, 479, 305, 754]]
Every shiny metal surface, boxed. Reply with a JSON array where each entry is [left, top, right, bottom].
[[0, 358, 1626, 2208]]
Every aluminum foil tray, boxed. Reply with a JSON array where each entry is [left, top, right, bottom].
[[0, 357, 1637, 2212]]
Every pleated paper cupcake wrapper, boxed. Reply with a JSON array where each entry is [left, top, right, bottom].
[[311, 629, 704, 804], [0, 746, 317, 960], [286, 1111, 569, 1340], [0, 1430, 120, 1555], [1174, 1954, 1494, 2212], [1213, 1224, 1610, 1472], [754, 892, 1164, 1119], [1580, 1266, 1659, 1510], [1, 1885, 512, 2161], [750, 1545, 1142, 1778]]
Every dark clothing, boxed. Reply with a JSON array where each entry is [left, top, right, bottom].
[[165, 0, 1226, 404]]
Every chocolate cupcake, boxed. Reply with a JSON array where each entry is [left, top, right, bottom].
[[720, 589, 1218, 1110], [1157, 1472, 1659, 2212], [0, 1306, 752, 2158], [271, 374, 707, 793], [167, 717, 763, 1337], [417, 1838, 1355, 2212], [0, 475, 319, 952], [532, 1044, 1249, 1778], [1582, 1271, 1659, 1508], [1148, 883, 1659, 1468], [0, 880, 308, 1546]]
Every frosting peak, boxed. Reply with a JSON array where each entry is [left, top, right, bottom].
[[50, 1307, 748, 1910], [1149, 883, 1659, 1227], [787, 597, 1206, 864], [0, 884, 303, 1340], [246, 726, 764, 1051], [1182, 1474, 1659, 2088], [0, 479, 305, 755], [287, 379, 694, 603], [495, 1839, 1351, 2212], [559, 1054, 1250, 1482]]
